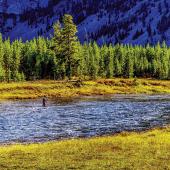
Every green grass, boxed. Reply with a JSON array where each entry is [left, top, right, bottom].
[[0, 78, 170, 100], [0, 127, 169, 170]]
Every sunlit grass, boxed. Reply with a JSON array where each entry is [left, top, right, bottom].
[[0, 79, 169, 169], [0, 127, 169, 169], [0, 78, 169, 99]]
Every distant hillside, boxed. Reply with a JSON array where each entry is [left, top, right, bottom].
[[0, 0, 170, 45]]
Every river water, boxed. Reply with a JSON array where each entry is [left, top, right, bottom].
[[0, 95, 169, 143]]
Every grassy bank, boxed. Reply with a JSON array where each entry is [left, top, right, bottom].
[[0, 127, 169, 170], [0, 78, 170, 99]]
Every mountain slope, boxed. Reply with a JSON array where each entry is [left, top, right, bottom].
[[0, 0, 170, 45]]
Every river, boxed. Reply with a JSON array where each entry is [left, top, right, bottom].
[[0, 95, 169, 143]]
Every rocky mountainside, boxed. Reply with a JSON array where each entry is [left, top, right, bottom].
[[0, 0, 170, 45]]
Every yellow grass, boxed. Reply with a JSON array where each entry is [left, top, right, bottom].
[[0, 78, 169, 99], [0, 127, 169, 170], [0, 78, 169, 169]]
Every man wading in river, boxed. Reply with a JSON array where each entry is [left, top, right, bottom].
[[42, 96, 47, 107]]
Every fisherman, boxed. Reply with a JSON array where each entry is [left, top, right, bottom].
[[42, 96, 47, 107]]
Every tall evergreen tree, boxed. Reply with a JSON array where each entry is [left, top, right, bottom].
[[125, 47, 134, 78], [160, 41, 169, 79], [0, 34, 5, 81], [53, 21, 66, 79], [11, 40, 22, 81], [3, 39, 12, 82], [62, 14, 78, 79]]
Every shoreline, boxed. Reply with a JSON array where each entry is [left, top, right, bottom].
[[0, 125, 168, 146], [0, 126, 169, 169], [0, 78, 169, 100]]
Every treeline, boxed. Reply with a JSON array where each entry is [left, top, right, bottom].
[[0, 14, 170, 82]]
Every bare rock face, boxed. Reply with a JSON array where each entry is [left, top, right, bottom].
[[0, 0, 170, 45]]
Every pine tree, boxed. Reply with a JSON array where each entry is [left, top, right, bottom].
[[62, 14, 78, 79], [154, 42, 162, 78], [99, 45, 107, 77], [160, 41, 169, 79], [145, 44, 155, 77], [92, 42, 100, 78], [125, 47, 134, 78], [81, 43, 90, 79], [3, 39, 13, 82], [0, 34, 5, 81], [53, 21, 62, 54], [88, 43, 98, 79], [105, 45, 114, 78], [53, 21, 66, 79], [21, 39, 37, 80], [114, 44, 123, 77], [35, 37, 49, 79], [11, 40, 22, 81]]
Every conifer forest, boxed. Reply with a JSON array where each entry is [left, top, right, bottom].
[[0, 14, 170, 82]]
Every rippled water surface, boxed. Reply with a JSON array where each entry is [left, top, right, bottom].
[[0, 95, 169, 143]]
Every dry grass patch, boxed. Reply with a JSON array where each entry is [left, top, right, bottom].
[[0, 78, 169, 99]]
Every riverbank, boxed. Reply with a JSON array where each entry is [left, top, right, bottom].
[[0, 127, 169, 169], [0, 78, 170, 100]]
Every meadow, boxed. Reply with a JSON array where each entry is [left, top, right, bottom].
[[0, 78, 169, 100], [0, 127, 169, 170]]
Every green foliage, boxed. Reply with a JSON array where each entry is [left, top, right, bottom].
[[62, 14, 79, 79], [3, 39, 12, 82], [0, 35, 5, 81], [53, 14, 79, 79], [0, 15, 170, 82]]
